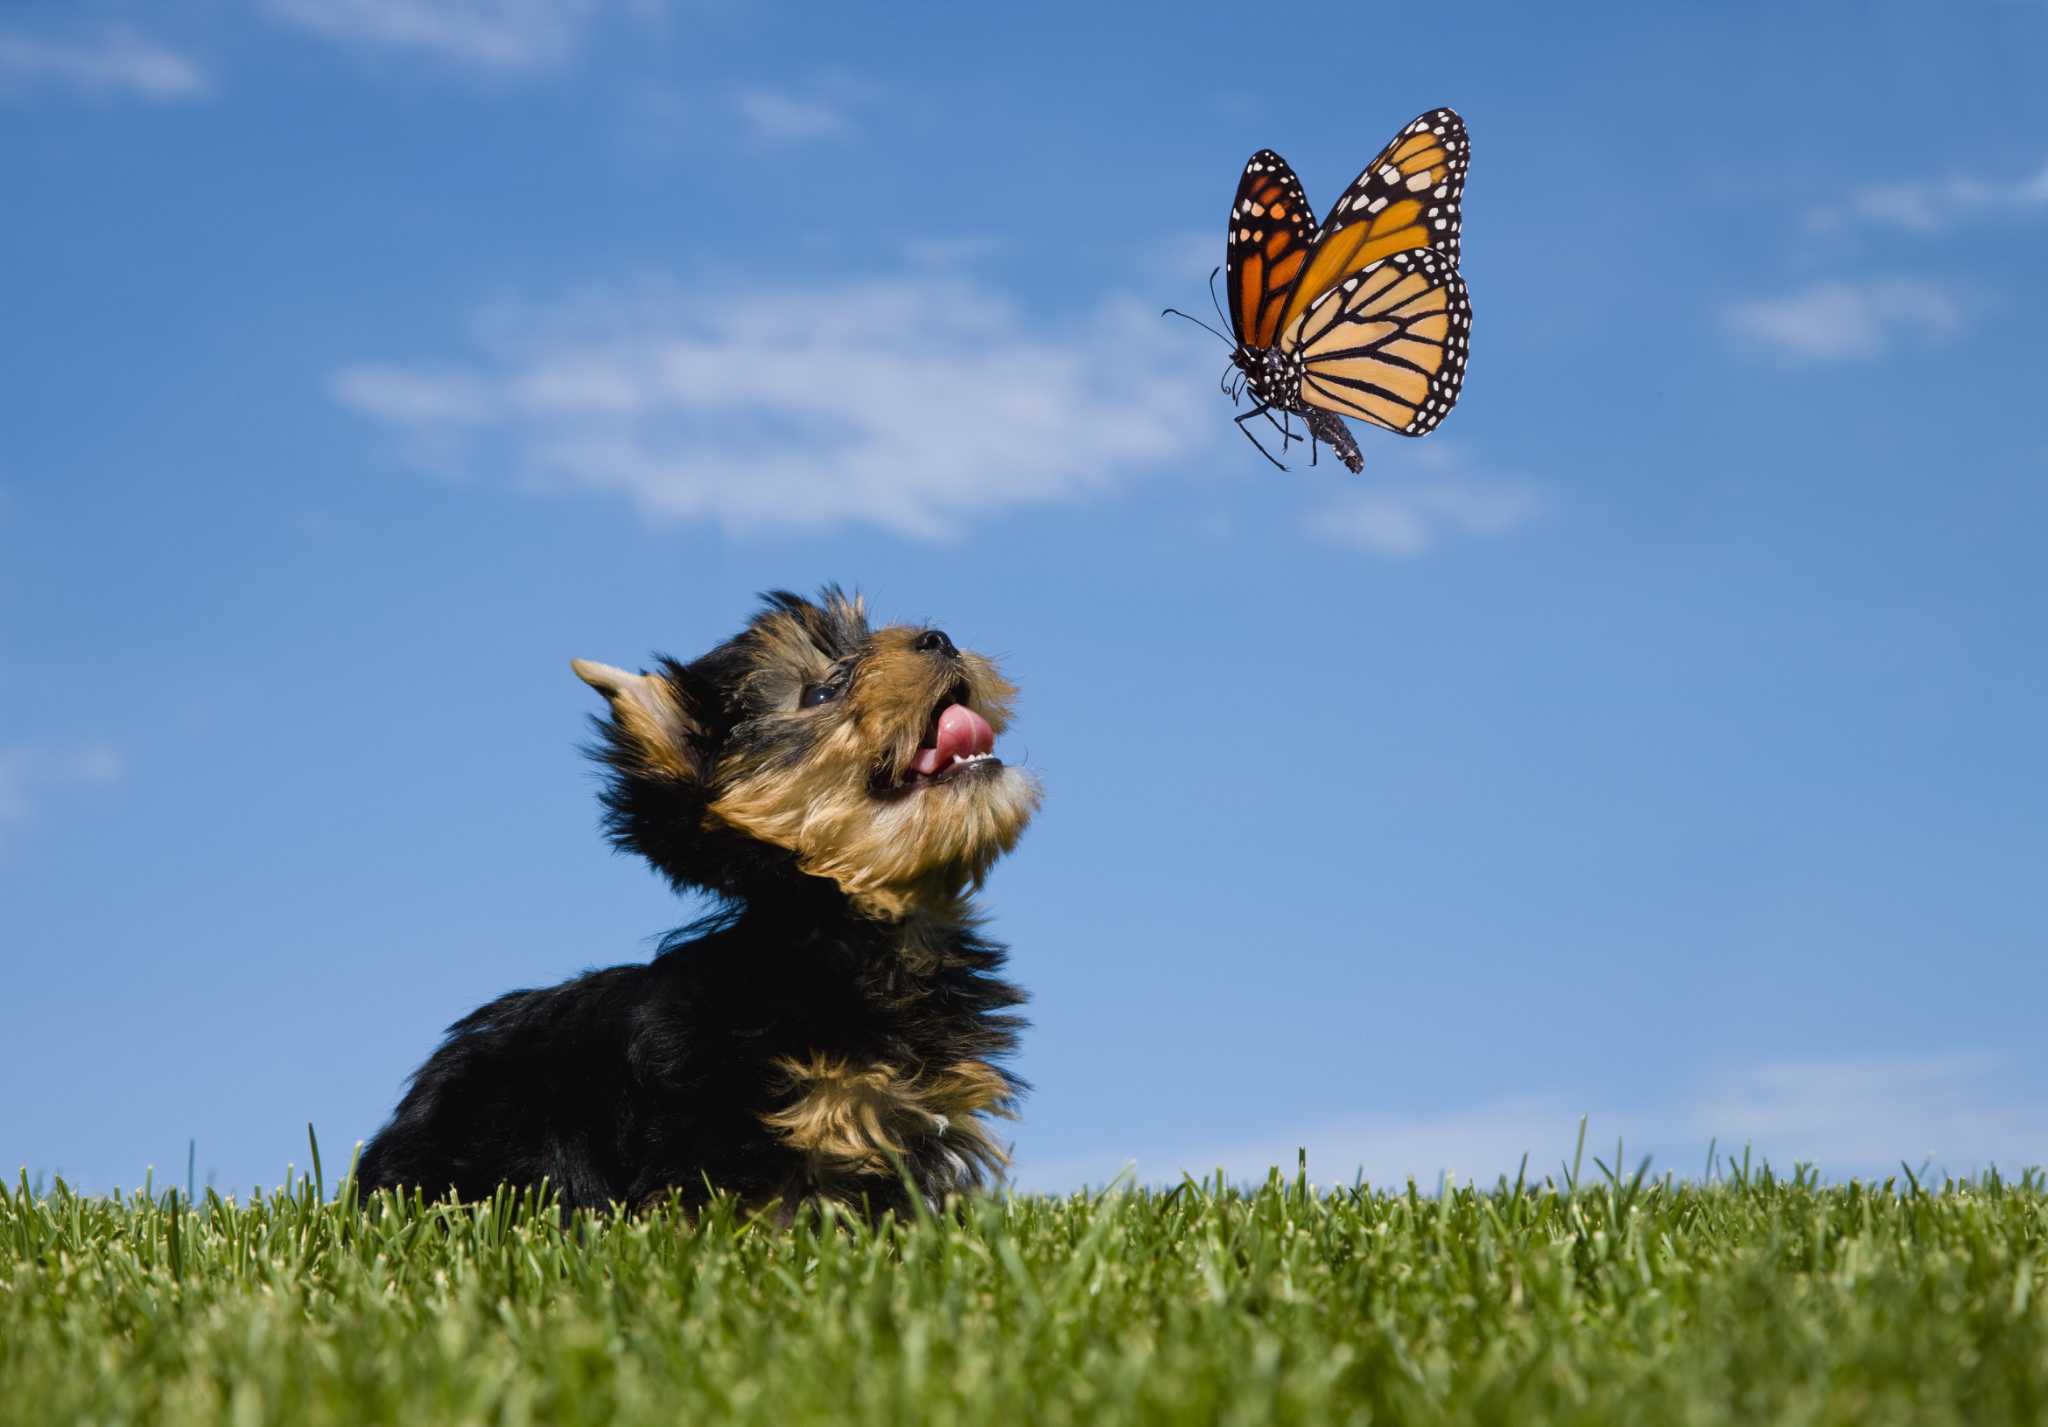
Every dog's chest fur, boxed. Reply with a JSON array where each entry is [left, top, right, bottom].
[[587, 905, 1028, 1215], [761, 1052, 1011, 1205]]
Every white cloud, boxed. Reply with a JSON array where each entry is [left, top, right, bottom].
[[621, 75, 876, 161], [1810, 162, 2048, 234], [258, 0, 612, 73], [1309, 470, 1542, 558], [903, 235, 1008, 268], [1016, 1101, 1593, 1194], [1690, 1055, 2041, 1175], [1721, 277, 1966, 361], [0, 744, 124, 827], [334, 368, 499, 425], [1016, 1054, 2043, 1193], [732, 87, 856, 145], [0, 24, 209, 101], [332, 274, 1215, 539]]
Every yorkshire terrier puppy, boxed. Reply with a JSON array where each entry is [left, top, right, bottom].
[[356, 588, 1040, 1216]]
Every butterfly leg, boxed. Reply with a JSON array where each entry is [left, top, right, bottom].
[[1282, 411, 1302, 452], [1234, 405, 1290, 472], [1252, 403, 1300, 455]]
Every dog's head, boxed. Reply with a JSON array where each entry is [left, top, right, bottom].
[[575, 588, 1039, 920]]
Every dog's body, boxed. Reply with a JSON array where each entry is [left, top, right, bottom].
[[356, 589, 1039, 1215]]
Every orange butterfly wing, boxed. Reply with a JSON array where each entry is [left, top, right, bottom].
[[1276, 108, 1469, 333], [1282, 248, 1471, 436], [1225, 150, 1318, 350]]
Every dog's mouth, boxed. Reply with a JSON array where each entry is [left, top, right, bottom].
[[884, 682, 1000, 791]]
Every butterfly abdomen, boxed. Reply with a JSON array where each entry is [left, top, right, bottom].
[[1302, 408, 1364, 473]]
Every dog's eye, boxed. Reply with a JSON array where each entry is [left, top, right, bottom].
[[799, 681, 840, 709]]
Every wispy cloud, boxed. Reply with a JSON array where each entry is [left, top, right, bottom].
[[332, 274, 1213, 540], [1721, 277, 1967, 361], [0, 744, 124, 830], [1017, 1054, 2043, 1192], [621, 75, 875, 161], [732, 87, 857, 146], [1310, 474, 1542, 558], [1017, 1100, 1590, 1194], [1810, 162, 2048, 234], [0, 24, 209, 102], [1692, 1055, 2040, 1174], [1303, 445, 1541, 558], [904, 235, 1009, 268], [333, 368, 497, 425], [258, 0, 615, 74]]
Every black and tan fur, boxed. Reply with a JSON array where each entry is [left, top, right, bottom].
[[355, 588, 1040, 1216]]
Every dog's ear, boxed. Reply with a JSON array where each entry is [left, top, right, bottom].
[[572, 659, 704, 783]]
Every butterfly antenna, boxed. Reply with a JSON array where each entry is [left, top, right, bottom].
[[1207, 265, 1232, 336], [1162, 306, 1232, 347]]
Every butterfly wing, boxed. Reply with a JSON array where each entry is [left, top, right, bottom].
[[1276, 108, 1469, 333], [1281, 248, 1471, 436], [1226, 150, 1319, 350]]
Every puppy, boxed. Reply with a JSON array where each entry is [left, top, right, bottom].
[[356, 588, 1039, 1216]]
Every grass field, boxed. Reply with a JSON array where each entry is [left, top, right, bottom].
[[5, 1139, 2046, 1426]]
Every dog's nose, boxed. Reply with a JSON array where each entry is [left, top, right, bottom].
[[916, 629, 958, 657]]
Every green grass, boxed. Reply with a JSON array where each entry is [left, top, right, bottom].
[[4, 1142, 2046, 1426]]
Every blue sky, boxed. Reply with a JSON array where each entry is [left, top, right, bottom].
[[4, 0, 2044, 1197]]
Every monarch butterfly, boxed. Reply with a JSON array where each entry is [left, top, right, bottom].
[[1173, 108, 1473, 473]]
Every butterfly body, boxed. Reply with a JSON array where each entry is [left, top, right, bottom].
[[1231, 338, 1364, 472], [1213, 110, 1473, 473]]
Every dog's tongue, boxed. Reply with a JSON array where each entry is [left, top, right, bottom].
[[910, 704, 995, 777]]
